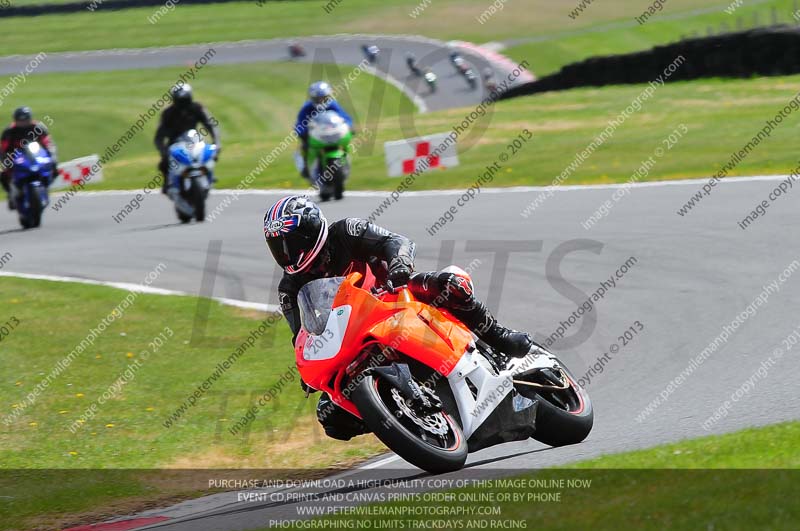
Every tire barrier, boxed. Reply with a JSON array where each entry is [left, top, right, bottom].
[[502, 25, 800, 100], [0, 0, 273, 18]]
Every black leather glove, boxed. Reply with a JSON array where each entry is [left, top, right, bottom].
[[387, 257, 413, 292]]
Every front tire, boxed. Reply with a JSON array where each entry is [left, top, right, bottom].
[[191, 181, 205, 222], [19, 184, 42, 229], [30, 185, 43, 228], [352, 373, 467, 474], [332, 165, 345, 200]]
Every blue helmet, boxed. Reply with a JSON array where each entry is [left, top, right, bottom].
[[308, 81, 333, 105]]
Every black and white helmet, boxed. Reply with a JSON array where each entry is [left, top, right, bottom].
[[171, 83, 193, 104]]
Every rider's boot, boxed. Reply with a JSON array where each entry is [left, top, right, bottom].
[[158, 157, 169, 194], [317, 393, 368, 441], [166, 186, 180, 203], [164, 172, 178, 199], [1, 176, 13, 210], [456, 301, 533, 358]]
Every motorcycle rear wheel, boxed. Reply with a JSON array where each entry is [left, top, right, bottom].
[[518, 356, 593, 447], [353, 373, 467, 474]]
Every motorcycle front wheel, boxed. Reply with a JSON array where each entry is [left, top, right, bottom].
[[20, 184, 43, 229], [353, 373, 467, 474], [191, 181, 206, 222]]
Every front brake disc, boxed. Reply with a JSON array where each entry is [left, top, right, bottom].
[[390, 387, 448, 436]]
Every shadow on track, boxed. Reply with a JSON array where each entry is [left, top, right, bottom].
[[124, 222, 190, 232], [463, 446, 552, 470], [0, 227, 30, 235]]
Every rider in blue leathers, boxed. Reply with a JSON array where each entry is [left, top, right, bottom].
[[295, 81, 353, 179]]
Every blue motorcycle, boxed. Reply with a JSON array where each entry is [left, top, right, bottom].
[[11, 141, 54, 229]]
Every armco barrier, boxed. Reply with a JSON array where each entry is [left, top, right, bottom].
[[0, 0, 290, 18], [502, 25, 800, 100]]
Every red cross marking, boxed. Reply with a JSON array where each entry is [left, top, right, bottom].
[[401, 141, 440, 174]]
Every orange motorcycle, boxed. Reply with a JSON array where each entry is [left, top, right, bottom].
[[295, 269, 593, 473]]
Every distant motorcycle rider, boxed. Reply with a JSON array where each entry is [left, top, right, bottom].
[[0, 106, 57, 210], [154, 84, 220, 193], [294, 82, 353, 179], [264, 195, 534, 440]]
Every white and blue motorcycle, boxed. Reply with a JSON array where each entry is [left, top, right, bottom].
[[166, 129, 217, 223]]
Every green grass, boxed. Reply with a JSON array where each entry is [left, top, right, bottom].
[[0, 277, 384, 531], [13, 62, 800, 192], [307, 422, 800, 531], [0, 0, 791, 59], [8, 61, 407, 190], [0, 0, 792, 75], [506, 0, 797, 76], [569, 422, 800, 469], [1, 0, 795, 80], [0, 0, 543, 55]]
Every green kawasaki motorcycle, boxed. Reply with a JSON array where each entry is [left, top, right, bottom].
[[307, 111, 353, 201]]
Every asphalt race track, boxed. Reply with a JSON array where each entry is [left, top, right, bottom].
[[2, 177, 799, 528], [0, 35, 532, 113]]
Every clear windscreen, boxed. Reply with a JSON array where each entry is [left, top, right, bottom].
[[297, 276, 345, 336]]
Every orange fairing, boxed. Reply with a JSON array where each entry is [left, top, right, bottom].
[[295, 272, 473, 419], [367, 305, 469, 376]]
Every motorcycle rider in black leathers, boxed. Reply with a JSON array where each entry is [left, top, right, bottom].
[[154, 84, 220, 193], [264, 195, 534, 441]]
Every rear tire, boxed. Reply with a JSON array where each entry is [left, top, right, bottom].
[[352, 373, 467, 474], [525, 362, 593, 447]]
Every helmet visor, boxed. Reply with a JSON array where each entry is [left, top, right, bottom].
[[266, 230, 316, 271]]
